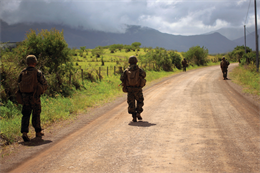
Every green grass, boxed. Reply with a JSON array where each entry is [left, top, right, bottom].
[[0, 49, 230, 144], [73, 48, 146, 63], [0, 70, 178, 144], [229, 64, 260, 96]]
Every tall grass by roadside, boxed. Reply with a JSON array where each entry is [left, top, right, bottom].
[[229, 64, 260, 96], [0, 70, 178, 144]]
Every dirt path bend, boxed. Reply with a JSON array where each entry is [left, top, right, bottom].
[[4, 63, 260, 173]]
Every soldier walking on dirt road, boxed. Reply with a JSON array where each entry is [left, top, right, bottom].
[[120, 56, 146, 122], [17, 55, 48, 142], [220, 56, 230, 80], [182, 58, 188, 72]]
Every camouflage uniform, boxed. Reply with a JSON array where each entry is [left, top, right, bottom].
[[120, 64, 146, 116], [182, 58, 187, 72], [18, 67, 48, 133], [220, 57, 229, 80]]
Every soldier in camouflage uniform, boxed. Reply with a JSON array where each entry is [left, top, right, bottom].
[[182, 58, 187, 72], [220, 56, 230, 80], [18, 55, 48, 142], [120, 56, 146, 122]]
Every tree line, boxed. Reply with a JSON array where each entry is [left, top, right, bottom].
[[2, 28, 253, 106]]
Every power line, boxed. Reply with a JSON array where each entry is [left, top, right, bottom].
[[245, 0, 252, 25]]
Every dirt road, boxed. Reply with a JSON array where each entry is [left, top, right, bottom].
[[3, 63, 260, 173]]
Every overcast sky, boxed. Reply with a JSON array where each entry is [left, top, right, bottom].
[[0, 0, 259, 36]]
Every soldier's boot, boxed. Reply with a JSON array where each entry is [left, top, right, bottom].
[[136, 113, 142, 120], [22, 132, 30, 142], [132, 113, 137, 122], [36, 131, 44, 138]]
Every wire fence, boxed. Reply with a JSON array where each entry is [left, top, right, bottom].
[[68, 62, 156, 85]]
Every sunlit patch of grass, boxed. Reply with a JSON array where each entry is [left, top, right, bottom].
[[230, 64, 260, 96]]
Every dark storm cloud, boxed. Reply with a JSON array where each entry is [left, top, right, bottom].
[[0, 0, 259, 35]]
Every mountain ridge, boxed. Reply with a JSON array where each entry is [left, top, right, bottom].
[[0, 20, 258, 54]]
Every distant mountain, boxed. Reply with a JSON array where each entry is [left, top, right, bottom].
[[233, 29, 260, 51], [0, 20, 242, 54], [206, 26, 257, 41]]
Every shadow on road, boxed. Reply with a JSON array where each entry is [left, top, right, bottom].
[[224, 78, 232, 80], [19, 138, 52, 146], [128, 121, 156, 127]]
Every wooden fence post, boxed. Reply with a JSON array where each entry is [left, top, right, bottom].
[[119, 67, 123, 74], [107, 66, 109, 76]]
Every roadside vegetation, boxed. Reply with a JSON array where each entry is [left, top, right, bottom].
[[228, 46, 259, 96], [0, 28, 243, 144]]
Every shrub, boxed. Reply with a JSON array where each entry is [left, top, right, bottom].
[[169, 51, 182, 69], [21, 29, 72, 73], [0, 100, 22, 119], [185, 46, 208, 66], [0, 51, 23, 103], [142, 48, 173, 71], [25, 29, 77, 95]]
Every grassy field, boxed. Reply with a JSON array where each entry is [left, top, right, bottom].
[[229, 64, 260, 96], [0, 48, 224, 145]]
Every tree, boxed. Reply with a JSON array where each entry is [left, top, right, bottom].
[[185, 46, 208, 66], [109, 45, 117, 53], [131, 42, 141, 51], [80, 46, 86, 52], [124, 45, 132, 52], [91, 46, 104, 57], [22, 28, 72, 74], [116, 44, 124, 51], [21, 28, 76, 96], [143, 47, 173, 71], [78, 49, 84, 57], [131, 42, 141, 49], [70, 47, 77, 56], [231, 45, 252, 64], [169, 51, 182, 69]]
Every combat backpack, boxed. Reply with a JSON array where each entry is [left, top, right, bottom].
[[125, 68, 146, 87], [19, 68, 38, 93], [221, 60, 229, 68], [18, 68, 46, 95]]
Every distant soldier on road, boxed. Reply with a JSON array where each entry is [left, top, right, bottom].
[[17, 55, 48, 142], [182, 58, 187, 72], [120, 56, 146, 122], [220, 56, 230, 80]]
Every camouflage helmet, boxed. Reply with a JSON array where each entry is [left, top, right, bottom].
[[222, 56, 225, 60], [26, 55, 37, 64], [128, 55, 138, 64]]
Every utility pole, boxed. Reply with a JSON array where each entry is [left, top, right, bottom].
[[244, 25, 248, 64], [254, 0, 259, 72], [244, 25, 247, 54]]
